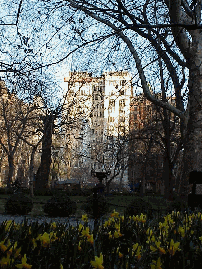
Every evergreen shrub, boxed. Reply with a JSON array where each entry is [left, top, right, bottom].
[[125, 196, 153, 218], [82, 194, 109, 219], [81, 189, 93, 196], [5, 193, 33, 215], [167, 195, 188, 212], [43, 193, 77, 217], [34, 188, 53, 196]]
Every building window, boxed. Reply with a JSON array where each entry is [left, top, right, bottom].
[[121, 80, 126, 86], [109, 99, 115, 112], [119, 89, 125, 95], [119, 126, 125, 134], [119, 99, 125, 107], [120, 116, 125, 122], [109, 99, 115, 106], [108, 116, 114, 122]]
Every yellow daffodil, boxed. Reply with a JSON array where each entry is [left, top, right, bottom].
[[151, 257, 162, 269], [15, 223, 21, 230], [0, 255, 12, 267], [147, 228, 153, 236], [87, 234, 94, 244], [81, 227, 90, 237], [90, 253, 104, 269], [169, 239, 181, 256], [150, 241, 166, 255], [82, 214, 88, 222], [16, 254, 32, 269], [132, 215, 138, 222], [104, 220, 109, 228], [51, 222, 57, 229], [50, 232, 58, 241], [132, 243, 142, 260], [78, 223, 84, 231], [28, 227, 32, 235], [78, 241, 82, 251], [152, 236, 156, 242], [36, 232, 50, 247], [136, 246, 142, 260], [111, 210, 119, 218], [114, 230, 122, 238], [14, 247, 21, 259], [5, 220, 13, 231], [8, 242, 21, 258], [109, 217, 115, 223], [115, 223, 120, 230], [119, 252, 123, 258], [133, 243, 139, 251], [146, 235, 155, 244], [178, 226, 185, 238], [150, 245, 157, 252], [140, 213, 147, 223], [32, 239, 37, 249], [0, 240, 7, 253], [108, 231, 112, 239]]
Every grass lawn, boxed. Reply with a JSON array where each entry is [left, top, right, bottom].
[[0, 193, 170, 218]]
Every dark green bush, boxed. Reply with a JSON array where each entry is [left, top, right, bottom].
[[44, 193, 77, 217], [0, 187, 13, 195], [81, 189, 93, 197], [5, 193, 33, 215], [70, 189, 83, 196], [167, 195, 188, 212], [124, 197, 153, 219], [0, 188, 7, 194], [34, 188, 53, 196], [81, 194, 110, 219], [17, 187, 30, 195]]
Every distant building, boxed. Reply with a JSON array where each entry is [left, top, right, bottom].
[[128, 93, 178, 195], [62, 71, 132, 185]]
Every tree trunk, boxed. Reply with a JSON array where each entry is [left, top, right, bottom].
[[29, 145, 39, 197], [163, 156, 174, 201], [181, 36, 202, 194], [35, 114, 54, 191], [119, 167, 124, 192], [106, 181, 110, 194], [7, 154, 14, 191]]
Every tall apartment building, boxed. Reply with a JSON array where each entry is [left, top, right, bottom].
[[62, 71, 132, 185]]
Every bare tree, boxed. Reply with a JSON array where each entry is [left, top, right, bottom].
[[129, 92, 182, 198], [57, 0, 201, 194], [0, 81, 45, 190], [0, 0, 201, 196]]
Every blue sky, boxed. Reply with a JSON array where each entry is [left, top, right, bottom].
[[0, 0, 188, 108]]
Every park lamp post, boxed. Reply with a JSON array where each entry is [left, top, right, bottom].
[[91, 169, 109, 233]]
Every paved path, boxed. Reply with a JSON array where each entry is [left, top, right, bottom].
[[0, 214, 99, 229]]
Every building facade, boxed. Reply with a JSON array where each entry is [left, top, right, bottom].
[[62, 71, 132, 186]]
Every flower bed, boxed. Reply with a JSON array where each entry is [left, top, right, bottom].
[[0, 210, 201, 268]]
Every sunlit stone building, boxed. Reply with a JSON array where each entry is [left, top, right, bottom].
[[62, 71, 132, 186]]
